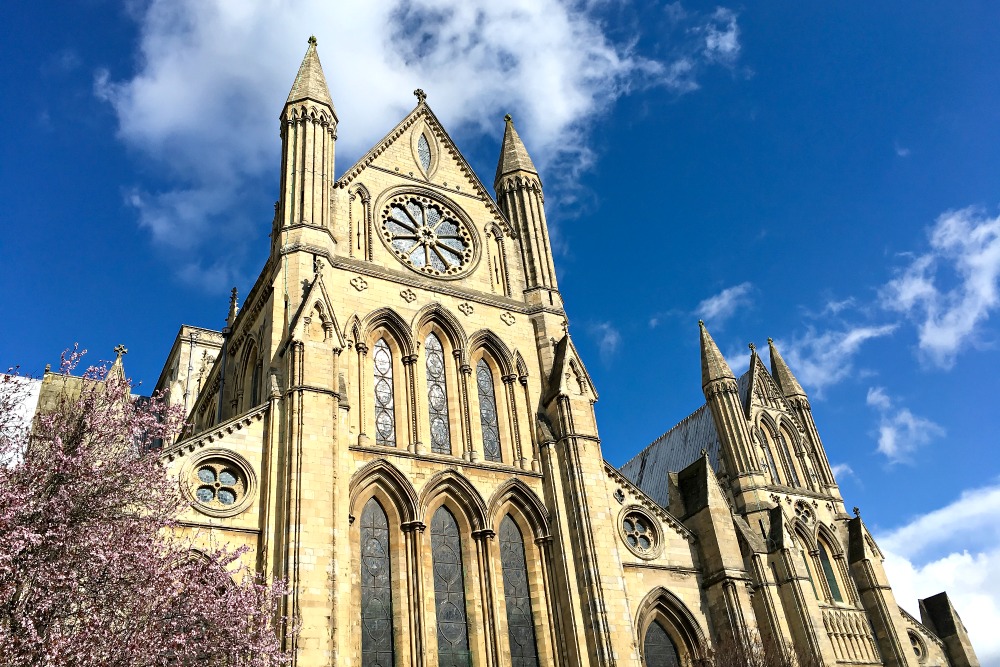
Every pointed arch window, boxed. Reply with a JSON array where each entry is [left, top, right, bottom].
[[417, 133, 432, 172], [818, 541, 844, 602], [477, 359, 502, 462], [758, 427, 781, 485], [373, 338, 396, 447], [500, 515, 539, 666], [431, 507, 470, 667], [778, 429, 801, 487], [643, 620, 681, 667], [426, 333, 451, 454], [360, 498, 394, 667]]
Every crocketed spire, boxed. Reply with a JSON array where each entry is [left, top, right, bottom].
[[767, 337, 807, 399], [494, 114, 538, 187], [699, 321, 735, 388], [286, 36, 333, 109]]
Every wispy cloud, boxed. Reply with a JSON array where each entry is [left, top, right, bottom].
[[695, 282, 753, 326], [830, 462, 855, 481], [95, 0, 742, 288], [894, 142, 911, 158], [866, 386, 944, 463], [772, 324, 896, 397], [879, 481, 1000, 666], [589, 322, 622, 363], [881, 207, 1000, 368]]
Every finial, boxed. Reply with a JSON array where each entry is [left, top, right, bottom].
[[561, 319, 569, 334], [414, 88, 427, 104], [748, 342, 756, 352], [314, 257, 325, 275], [698, 319, 704, 326], [114, 344, 128, 359], [308, 35, 317, 46], [767, 337, 773, 344], [700, 448, 708, 458], [504, 113, 512, 123], [853, 506, 861, 518]]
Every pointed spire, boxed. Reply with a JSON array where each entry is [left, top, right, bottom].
[[699, 320, 735, 388], [494, 114, 538, 187], [286, 36, 333, 109], [227, 287, 239, 327], [767, 337, 807, 399]]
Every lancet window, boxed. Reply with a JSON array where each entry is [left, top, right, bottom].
[[360, 498, 394, 667], [758, 427, 781, 485], [643, 620, 681, 667], [431, 507, 470, 667], [818, 541, 844, 602], [778, 429, 801, 487], [500, 515, 539, 667], [477, 359, 502, 462], [426, 333, 451, 454], [373, 338, 396, 447]]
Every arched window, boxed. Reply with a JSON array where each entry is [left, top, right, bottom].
[[373, 338, 396, 447], [426, 333, 451, 455], [477, 359, 502, 463], [500, 515, 539, 666], [758, 427, 782, 485], [778, 428, 801, 487], [431, 507, 470, 666], [643, 620, 681, 667], [360, 498, 394, 667], [818, 540, 844, 602], [250, 359, 262, 406]]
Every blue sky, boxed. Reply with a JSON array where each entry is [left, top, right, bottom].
[[2, 1, 1000, 661]]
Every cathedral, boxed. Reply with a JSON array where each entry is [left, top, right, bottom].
[[116, 39, 980, 667]]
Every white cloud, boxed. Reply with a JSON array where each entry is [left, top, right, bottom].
[[881, 207, 1000, 368], [879, 482, 1000, 666], [695, 282, 753, 325], [95, 0, 741, 289], [589, 322, 622, 363], [894, 142, 912, 158], [829, 462, 855, 481], [771, 324, 896, 397], [866, 386, 944, 463]]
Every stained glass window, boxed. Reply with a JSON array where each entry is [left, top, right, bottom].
[[193, 462, 243, 507], [622, 513, 656, 554], [374, 339, 396, 447], [778, 430, 801, 487], [361, 498, 394, 667], [426, 334, 451, 454], [417, 134, 432, 172], [643, 620, 680, 667], [500, 515, 539, 667], [381, 194, 473, 277], [818, 541, 843, 602], [477, 359, 501, 462], [431, 507, 470, 667]]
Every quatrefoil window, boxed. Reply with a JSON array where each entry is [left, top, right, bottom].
[[380, 194, 474, 277], [620, 509, 661, 559], [194, 462, 244, 507]]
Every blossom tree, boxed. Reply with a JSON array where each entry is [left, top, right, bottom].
[[0, 349, 292, 667]]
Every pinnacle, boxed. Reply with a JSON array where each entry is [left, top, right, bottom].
[[494, 113, 538, 187], [699, 321, 735, 388], [286, 36, 333, 108], [768, 338, 807, 399]]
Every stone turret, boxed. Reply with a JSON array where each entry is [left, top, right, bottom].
[[494, 115, 561, 308]]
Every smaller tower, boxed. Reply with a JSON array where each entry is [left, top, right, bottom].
[[768, 338, 839, 496], [699, 322, 764, 509], [494, 115, 560, 308]]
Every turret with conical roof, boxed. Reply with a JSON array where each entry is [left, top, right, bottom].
[[698, 322, 763, 505], [494, 114, 560, 306], [767, 338, 840, 494], [276, 36, 337, 236]]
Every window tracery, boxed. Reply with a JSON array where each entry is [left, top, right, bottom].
[[360, 498, 394, 667], [477, 359, 502, 462], [500, 515, 539, 667], [426, 333, 451, 455], [431, 507, 470, 667], [381, 194, 473, 277], [643, 620, 681, 667], [373, 338, 396, 447]]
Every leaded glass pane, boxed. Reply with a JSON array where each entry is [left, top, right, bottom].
[[426, 334, 451, 454], [361, 499, 394, 667], [374, 339, 396, 447], [418, 134, 432, 171], [477, 360, 502, 462], [197, 468, 216, 484], [218, 489, 236, 505], [643, 620, 680, 667], [431, 507, 470, 667], [196, 487, 214, 503], [219, 470, 237, 486], [500, 515, 539, 667], [819, 542, 843, 602]]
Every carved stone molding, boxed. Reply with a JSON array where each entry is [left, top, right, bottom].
[[350, 276, 368, 291]]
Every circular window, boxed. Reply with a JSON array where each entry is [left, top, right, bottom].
[[908, 631, 925, 661], [620, 508, 662, 559], [183, 449, 256, 518], [794, 502, 813, 524], [380, 193, 476, 278]]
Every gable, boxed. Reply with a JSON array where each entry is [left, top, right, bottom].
[[744, 353, 804, 432]]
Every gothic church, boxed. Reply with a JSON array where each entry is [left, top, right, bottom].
[[140, 39, 980, 667]]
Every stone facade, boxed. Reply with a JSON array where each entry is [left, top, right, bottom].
[[137, 39, 979, 667]]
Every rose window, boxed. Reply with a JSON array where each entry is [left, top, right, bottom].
[[380, 194, 473, 277], [621, 510, 659, 558], [193, 462, 244, 508]]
